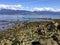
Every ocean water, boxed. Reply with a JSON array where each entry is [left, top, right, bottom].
[[0, 15, 60, 21], [0, 15, 60, 30]]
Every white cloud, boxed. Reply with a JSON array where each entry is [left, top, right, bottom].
[[0, 4, 23, 10], [0, 4, 60, 12], [32, 7, 60, 12]]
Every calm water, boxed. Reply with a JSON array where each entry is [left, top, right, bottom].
[[0, 15, 60, 30], [0, 15, 60, 21]]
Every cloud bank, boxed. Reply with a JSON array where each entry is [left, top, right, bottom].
[[0, 4, 23, 10], [0, 4, 60, 12], [32, 7, 60, 12]]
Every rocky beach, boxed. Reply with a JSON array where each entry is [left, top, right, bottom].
[[0, 19, 60, 45]]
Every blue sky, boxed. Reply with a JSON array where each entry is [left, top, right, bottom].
[[0, 0, 60, 11]]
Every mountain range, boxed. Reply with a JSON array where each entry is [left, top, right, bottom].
[[0, 9, 60, 15]]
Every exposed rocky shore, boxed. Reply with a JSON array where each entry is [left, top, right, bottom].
[[0, 20, 60, 45]]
